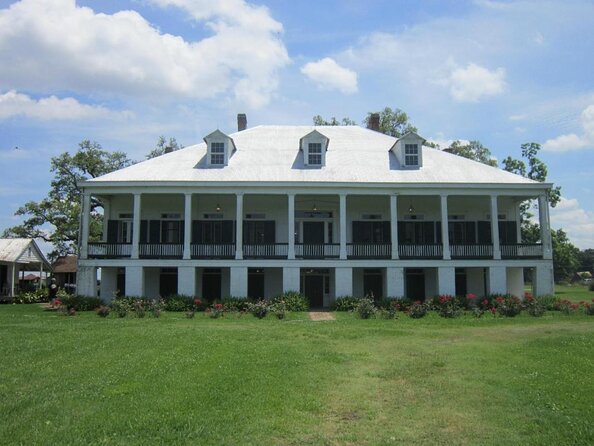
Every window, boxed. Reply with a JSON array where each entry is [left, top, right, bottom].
[[210, 142, 225, 165], [162, 220, 181, 243], [308, 143, 322, 165], [118, 220, 133, 243], [404, 144, 419, 166]]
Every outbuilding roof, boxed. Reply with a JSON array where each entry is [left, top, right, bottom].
[[85, 125, 540, 187], [0, 238, 51, 269]]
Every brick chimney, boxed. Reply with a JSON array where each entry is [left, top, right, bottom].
[[368, 113, 380, 132], [237, 113, 247, 132]]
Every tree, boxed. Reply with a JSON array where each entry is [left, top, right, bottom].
[[146, 136, 184, 159], [2, 141, 133, 259], [363, 107, 417, 137], [577, 249, 594, 274], [551, 229, 580, 283], [312, 115, 357, 126], [444, 140, 497, 167]]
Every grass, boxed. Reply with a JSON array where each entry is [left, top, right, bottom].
[[0, 305, 593, 445], [554, 283, 593, 303]]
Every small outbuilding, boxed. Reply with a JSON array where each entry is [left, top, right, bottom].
[[0, 238, 51, 299], [52, 255, 78, 294]]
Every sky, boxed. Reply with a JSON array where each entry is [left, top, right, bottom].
[[0, 0, 593, 250]]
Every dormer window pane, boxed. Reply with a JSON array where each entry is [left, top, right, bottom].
[[405, 143, 419, 166], [211, 142, 225, 165], [308, 142, 322, 165]]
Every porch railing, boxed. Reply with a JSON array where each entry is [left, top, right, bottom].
[[295, 243, 340, 259], [191, 243, 235, 259], [451, 244, 493, 259], [139, 243, 183, 258], [88, 242, 132, 258], [243, 243, 288, 259], [398, 244, 443, 259], [501, 243, 543, 259], [347, 243, 391, 259]]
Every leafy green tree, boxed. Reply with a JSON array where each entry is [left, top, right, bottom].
[[444, 140, 497, 167], [146, 136, 184, 159], [577, 249, 594, 274], [312, 115, 357, 126], [363, 107, 417, 137], [2, 141, 133, 259], [551, 229, 580, 283]]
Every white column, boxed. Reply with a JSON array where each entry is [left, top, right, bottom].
[[506, 267, 525, 298], [437, 267, 456, 296], [230, 267, 248, 297], [38, 263, 43, 290], [131, 193, 141, 259], [77, 266, 97, 297], [178, 266, 196, 296], [125, 266, 144, 296], [10, 263, 15, 297], [282, 267, 300, 292], [440, 194, 450, 260], [334, 267, 352, 297], [490, 195, 501, 260], [487, 266, 507, 295], [183, 193, 192, 260], [339, 193, 347, 260], [539, 194, 553, 260], [235, 193, 243, 260], [102, 198, 111, 242], [515, 201, 522, 243], [390, 194, 399, 260], [534, 263, 554, 296], [99, 267, 118, 302], [288, 194, 295, 259], [80, 192, 91, 259], [385, 267, 405, 297]]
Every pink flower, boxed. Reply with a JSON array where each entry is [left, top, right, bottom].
[[490, 307, 497, 315], [466, 293, 477, 300]]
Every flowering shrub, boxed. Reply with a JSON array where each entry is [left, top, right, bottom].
[[148, 299, 164, 318], [111, 298, 133, 318], [96, 305, 110, 317], [248, 300, 270, 319], [584, 300, 594, 316], [555, 299, 580, 315], [271, 292, 309, 311], [433, 295, 462, 319], [13, 289, 48, 304], [355, 298, 377, 319], [494, 295, 522, 317], [133, 300, 146, 318], [271, 300, 287, 320], [222, 296, 252, 312], [523, 293, 545, 317], [59, 295, 102, 311], [378, 306, 397, 319], [333, 296, 361, 311], [408, 301, 429, 319], [206, 303, 225, 319]]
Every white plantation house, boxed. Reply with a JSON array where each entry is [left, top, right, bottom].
[[77, 114, 554, 306]]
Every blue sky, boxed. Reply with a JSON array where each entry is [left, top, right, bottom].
[[1, 0, 593, 249]]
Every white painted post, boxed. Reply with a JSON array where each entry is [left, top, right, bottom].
[[10, 263, 15, 297], [80, 192, 91, 260], [235, 193, 243, 260], [99, 267, 118, 302], [125, 266, 144, 296], [334, 267, 352, 297], [339, 193, 347, 260], [487, 266, 507, 295], [491, 195, 501, 260], [440, 194, 450, 260], [534, 263, 554, 296], [282, 267, 300, 292], [183, 193, 192, 260], [437, 267, 456, 296], [288, 194, 295, 260], [539, 193, 553, 260], [131, 193, 141, 259], [385, 267, 405, 297], [230, 267, 248, 297], [102, 198, 111, 242], [390, 194, 399, 259], [178, 266, 196, 296]]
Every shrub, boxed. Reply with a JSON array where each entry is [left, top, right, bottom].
[[433, 295, 462, 319], [133, 300, 146, 318], [248, 300, 270, 319], [584, 300, 594, 316], [95, 305, 110, 317], [13, 289, 48, 304], [162, 294, 193, 312], [206, 303, 225, 319], [271, 300, 287, 320], [408, 301, 429, 319], [523, 294, 546, 317], [271, 292, 309, 311], [111, 298, 133, 317], [148, 299, 164, 318], [60, 295, 102, 311], [555, 299, 580, 315], [535, 294, 560, 311], [332, 296, 361, 311], [494, 295, 522, 317], [378, 306, 397, 319], [222, 296, 252, 312], [589, 282, 594, 292], [355, 297, 376, 319]]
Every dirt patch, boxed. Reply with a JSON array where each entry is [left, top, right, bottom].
[[309, 311, 336, 321]]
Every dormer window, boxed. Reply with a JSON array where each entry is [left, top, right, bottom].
[[203, 129, 236, 167], [404, 144, 419, 166], [210, 142, 225, 165], [308, 143, 322, 165]]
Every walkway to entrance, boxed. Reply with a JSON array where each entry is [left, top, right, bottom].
[[308, 311, 335, 321]]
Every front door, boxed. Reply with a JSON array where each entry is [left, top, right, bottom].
[[202, 269, 221, 301], [363, 270, 383, 300], [406, 269, 426, 301], [304, 274, 324, 308], [248, 270, 265, 299], [159, 269, 178, 297]]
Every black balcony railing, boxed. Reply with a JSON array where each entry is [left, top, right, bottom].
[[191, 243, 235, 259], [450, 244, 493, 259], [88, 242, 132, 258], [398, 244, 443, 259], [243, 243, 288, 259], [501, 243, 543, 259], [347, 243, 391, 259], [139, 243, 183, 258], [295, 243, 340, 259]]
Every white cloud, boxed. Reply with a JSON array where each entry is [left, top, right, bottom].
[[443, 63, 506, 103], [0, 90, 128, 120], [300, 58, 358, 94], [543, 104, 594, 152], [550, 197, 594, 249], [0, 0, 289, 108]]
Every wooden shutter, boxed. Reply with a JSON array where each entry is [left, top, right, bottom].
[[107, 220, 118, 243], [149, 220, 160, 243], [477, 221, 491, 244], [222, 220, 234, 243], [140, 220, 148, 244], [264, 221, 275, 243]]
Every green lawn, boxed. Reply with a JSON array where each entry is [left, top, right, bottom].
[[1, 305, 593, 445], [554, 283, 593, 303]]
